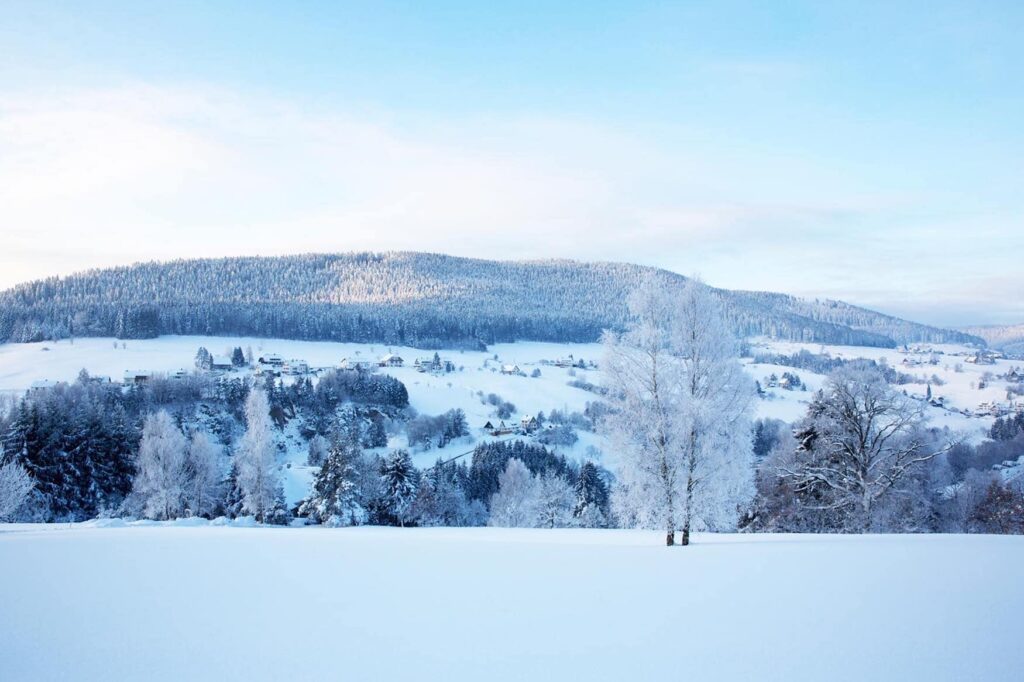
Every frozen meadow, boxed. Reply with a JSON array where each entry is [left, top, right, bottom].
[[0, 524, 1021, 682]]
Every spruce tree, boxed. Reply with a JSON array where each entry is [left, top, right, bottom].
[[379, 449, 418, 527]]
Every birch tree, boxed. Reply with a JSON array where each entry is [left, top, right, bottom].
[[604, 277, 756, 545], [132, 410, 188, 520], [235, 387, 282, 523]]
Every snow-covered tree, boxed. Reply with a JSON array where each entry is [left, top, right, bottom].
[[0, 458, 34, 521], [604, 277, 756, 545], [573, 461, 609, 527], [534, 473, 574, 528], [412, 459, 482, 527], [379, 449, 418, 527], [307, 434, 329, 467], [194, 347, 212, 371], [184, 431, 223, 518], [299, 440, 366, 526], [131, 410, 188, 520], [234, 387, 282, 523], [488, 458, 539, 528], [781, 366, 951, 531]]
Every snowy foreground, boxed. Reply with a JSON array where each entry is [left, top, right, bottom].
[[1, 526, 1021, 682]]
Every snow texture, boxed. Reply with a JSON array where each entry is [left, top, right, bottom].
[[0, 524, 1021, 681]]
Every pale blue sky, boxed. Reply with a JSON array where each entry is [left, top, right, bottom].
[[1, 1, 1021, 325]]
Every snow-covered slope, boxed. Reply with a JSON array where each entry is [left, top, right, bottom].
[[0, 524, 1020, 682], [0, 333, 1003, 506]]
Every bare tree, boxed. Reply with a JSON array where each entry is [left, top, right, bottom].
[[782, 366, 952, 530]]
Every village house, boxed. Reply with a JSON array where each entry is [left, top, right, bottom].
[[520, 415, 539, 433], [123, 370, 152, 386], [29, 380, 57, 393], [501, 364, 524, 376], [965, 351, 996, 365], [378, 354, 404, 368], [210, 356, 234, 371], [339, 358, 375, 371], [283, 359, 309, 375], [258, 354, 284, 367], [484, 420, 515, 436]]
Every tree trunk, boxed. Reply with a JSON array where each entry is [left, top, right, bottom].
[[681, 524, 690, 546], [666, 529, 675, 546]]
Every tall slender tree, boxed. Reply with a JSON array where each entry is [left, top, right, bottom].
[[234, 387, 282, 523]]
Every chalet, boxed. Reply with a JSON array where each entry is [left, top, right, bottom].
[[501, 364, 524, 376], [1006, 368, 1022, 383], [778, 376, 792, 390], [554, 354, 575, 368], [484, 420, 515, 436], [210, 356, 234, 371], [520, 415, 539, 433], [378, 354, 405, 368], [170, 368, 189, 380], [259, 354, 284, 367], [123, 370, 152, 386], [29, 380, 57, 393]]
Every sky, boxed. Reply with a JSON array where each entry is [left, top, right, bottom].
[[1, 1, 1021, 327]]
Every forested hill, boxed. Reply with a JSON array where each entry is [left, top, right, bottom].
[[961, 323, 1024, 354], [0, 252, 984, 349]]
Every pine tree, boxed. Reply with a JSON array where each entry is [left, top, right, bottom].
[[573, 461, 609, 526], [379, 449, 418, 527], [299, 440, 365, 526]]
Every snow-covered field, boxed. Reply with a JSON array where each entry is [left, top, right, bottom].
[[0, 524, 1020, 682]]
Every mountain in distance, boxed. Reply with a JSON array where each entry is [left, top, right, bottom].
[[0, 252, 985, 350], [960, 323, 1024, 355]]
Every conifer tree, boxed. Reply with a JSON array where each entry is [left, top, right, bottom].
[[379, 449, 418, 527]]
